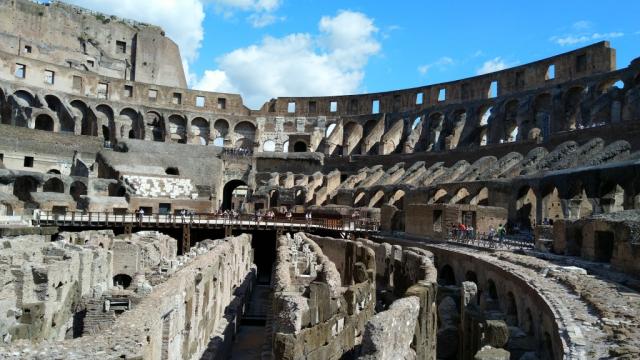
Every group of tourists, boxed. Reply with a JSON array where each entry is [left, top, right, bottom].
[[214, 208, 240, 219], [450, 222, 507, 245], [450, 222, 475, 240]]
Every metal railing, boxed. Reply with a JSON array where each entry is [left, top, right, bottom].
[[445, 230, 534, 249], [34, 211, 380, 233]]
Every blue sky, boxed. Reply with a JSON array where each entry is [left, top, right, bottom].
[[68, 0, 640, 108]]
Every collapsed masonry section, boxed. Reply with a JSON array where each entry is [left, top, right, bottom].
[[1, 233, 255, 360]]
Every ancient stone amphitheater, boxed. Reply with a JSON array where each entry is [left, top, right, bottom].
[[1, 1, 640, 359]]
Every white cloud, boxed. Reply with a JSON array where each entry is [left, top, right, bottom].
[[66, 0, 205, 64], [572, 20, 592, 31], [476, 57, 509, 75], [193, 10, 380, 108], [210, 0, 283, 28], [417, 56, 454, 75], [550, 30, 624, 46], [248, 12, 284, 27]]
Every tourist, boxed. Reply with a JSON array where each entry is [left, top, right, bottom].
[[497, 224, 506, 246], [466, 225, 474, 240], [286, 210, 292, 222]]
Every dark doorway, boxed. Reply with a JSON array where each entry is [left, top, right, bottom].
[[594, 231, 614, 262], [222, 180, 248, 210], [113, 274, 132, 289], [438, 265, 456, 286], [159, 203, 171, 215], [293, 141, 307, 152], [35, 114, 54, 131]]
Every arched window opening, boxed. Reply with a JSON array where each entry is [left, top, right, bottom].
[[293, 141, 307, 152], [113, 274, 132, 289]]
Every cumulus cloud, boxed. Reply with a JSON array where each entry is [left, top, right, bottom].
[[476, 57, 509, 75], [417, 57, 454, 75], [66, 0, 205, 63], [194, 10, 381, 109]]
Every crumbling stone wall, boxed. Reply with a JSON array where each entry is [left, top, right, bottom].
[[0, 234, 111, 343], [271, 233, 375, 360], [2, 234, 255, 360]]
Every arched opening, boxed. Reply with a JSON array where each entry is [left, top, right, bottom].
[[567, 181, 593, 219], [450, 188, 471, 204], [523, 308, 534, 335], [119, 108, 138, 139], [325, 123, 337, 138], [430, 188, 448, 204], [353, 192, 366, 207], [369, 190, 385, 208], [269, 190, 279, 208], [389, 190, 405, 208], [165, 167, 179, 176], [13, 176, 37, 202], [563, 86, 586, 130], [293, 141, 307, 152], [96, 104, 114, 141], [503, 99, 519, 143], [222, 180, 248, 210], [480, 106, 492, 126], [487, 279, 499, 307], [506, 292, 518, 326], [541, 186, 564, 221], [465, 270, 478, 284], [282, 140, 289, 153], [234, 121, 256, 151], [600, 182, 625, 213], [470, 187, 489, 206], [428, 112, 444, 151], [34, 114, 54, 131], [47, 169, 61, 174], [168, 115, 187, 143], [533, 93, 552, 140], [43, 178, 64, 193], [71, 100, 93, 136], [146, 111, 165, 142], [191, 117, 210, 145], [342, 122, 363, 155], [113, 274, 132, 289], [295, 189, 305, 205], [516, 186, 537, 230], [262, 140, 276, 152], [363, 119, 380, 154], [70, 181, 87, 202], [411, 116, 421, 130], [447, 109, 467, 149], [214, 119, 229, 139], [438, 265, 456, 286]]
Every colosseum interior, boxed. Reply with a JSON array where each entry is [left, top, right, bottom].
[[1, 1, 640, 359]]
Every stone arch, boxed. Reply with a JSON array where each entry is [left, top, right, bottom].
[[168, 114, 187, 143], [119, 108, 139, 139], [325, 123, 337, 138], [342, 121, 363, 155], [430, 188, 448, 204], [599, 181, 625, 214], [113, 274, 132, 289], [34, 114, 54, 131], [282, 140, 289, 153], [369, 190, 385, 208], [43, 178, 64, 193], [532, 93, 552, 140], [516, 186, 537, 229], [45, 95, 74, 133], [213, 119, 229, 147], [71, 100, 94, 136], [470, 187, 489, 206], [222, 180, 248, 210], [427, 112, 444, 151], [234, 121, 256, 150], [566, 180, 593, 219], [563, 86, 586, 130], [70, 181, 87, 201], [191, 117, 210, 145], [447, 109, 467, 149], [293, 141, 307, 152], [502, 99, 519, 143], [438, 265, 456, 286], [450, 187, 471, 204], [262, 140, 276, 152], [388, 189, 405, 208], [13, 90, 36, 107], [269, 189, 279, 208], [145, 111, 165, 142], [353, 192, 366, 207], [95, 104, 114, 142], [13, 176, 38, 202], [541, 185, 563, 221]]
